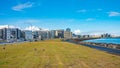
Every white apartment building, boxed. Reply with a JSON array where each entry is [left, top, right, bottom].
[[0, 28, 21, 42], [23, 30, 33, 41]]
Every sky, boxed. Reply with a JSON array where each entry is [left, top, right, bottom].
[[0, 0, 120, 35]]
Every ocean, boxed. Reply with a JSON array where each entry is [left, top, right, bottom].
[[84, 38, 120, 44]]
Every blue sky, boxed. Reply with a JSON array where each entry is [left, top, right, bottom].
[[0, 0, 120, 35]]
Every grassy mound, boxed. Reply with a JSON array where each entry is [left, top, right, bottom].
[[0, 39, 120, 68]]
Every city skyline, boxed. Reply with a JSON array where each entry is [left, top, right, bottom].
[[0, 0, 120, 35]]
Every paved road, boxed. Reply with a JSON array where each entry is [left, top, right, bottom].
[[0, 41, 28, 45], [83, 44, 120, 55]]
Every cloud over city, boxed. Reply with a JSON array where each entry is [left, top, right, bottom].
[[73, 29, 81, 35], [12, 2, 34, 11], [0, 25, 17, 29]]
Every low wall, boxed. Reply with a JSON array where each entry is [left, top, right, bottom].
[[79, 42, 120, 50]]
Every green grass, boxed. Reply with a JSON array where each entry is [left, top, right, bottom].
[[0, 39, 120, 68]]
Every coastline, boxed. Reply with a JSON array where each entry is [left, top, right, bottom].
[[79, 42, 120, 56], [66, 39, 120, 55], [79, 42, 120, 50]]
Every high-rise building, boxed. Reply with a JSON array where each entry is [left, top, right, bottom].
[[66, 28, 71, 32], [64, 28, 72, 39], [64, 31, 72, 39], [32, 29, 52, 41], [2, 28, 11, 41], [0, 28, 21, 42], [23, 30, 33, 41], [56, 30, 64, 38], [33, 31, 39, 40], [16, 28, 21, 39], [0, 26, 73, 42], [101, 33, 111, 38], [50, 28, 72, 39], [50, 30, 56, 39], [0, 29, 3, 40], [37, 30, 50, 40], [50, 30, 64, 38]]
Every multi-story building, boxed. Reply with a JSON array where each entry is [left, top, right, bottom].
[[50, 28, 72, 39], [64, 28, 72, 39], [50, 30, 56, 39], [66, 28, 71, 32], [2, 28, 11, 41], [37, 30, 50, 40], [32, 31, 41, 41], [55, 30, 64, 38], [22, 30, 33, 41], [101, 33, 111, 38], [0, 26, 73, 42], [64, 31, 72, 39], [10, 28, 21, 39], [0, 28, 21, 42], [0, 29, 3, 40]]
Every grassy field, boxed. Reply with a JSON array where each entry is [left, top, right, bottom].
[[0, 39, 120, 68]]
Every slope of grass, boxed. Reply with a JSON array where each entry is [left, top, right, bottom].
[[0, 39, 120, 68]]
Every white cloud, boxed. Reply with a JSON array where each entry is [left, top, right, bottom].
[[0, 25, 49, 31], [25, 26, 49, 31], [25, 26, 40, 31], [77, 9, 87, 13], [73, 29, 81, 35], [42, 28, 49, 31], [108, 11, 120, 17], [112, 32, 120, 36], [80, 31, 106, 35], [86, 18, 95, 21], [12, 2, 33, 11], [0, 25, 18, 29]]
